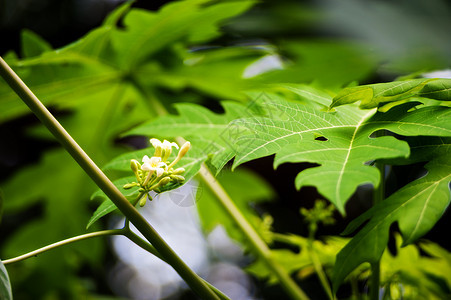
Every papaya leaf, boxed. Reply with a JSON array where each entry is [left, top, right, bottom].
[[0, 260, 12, 300], [332, 156, 451, 291], [419, 78, 451, 101], [125, 101, 254, 172], [236, 98, 450, 213], [330, 78, 451, 111], [381, 136, 451, 165], [124, 85, 451, 213]]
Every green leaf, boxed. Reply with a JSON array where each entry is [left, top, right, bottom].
[[21, 29, 52, 58], [0, 33, 121, 124], [236, 96, 450, 213], [102, 0, 134, 27], [419, 78, 451, 101], [112, 0, 255, 68], [377, 234, 451, 299], [330, 78, 451, 111], [332, 156, 451, 291], [382, 136, 451, 166], [143, 47, 263, 100], [126, 86, 451, 213], [0, 260, 12, 300], [125, 101, 253, 172], [419, 240, 451, 292]]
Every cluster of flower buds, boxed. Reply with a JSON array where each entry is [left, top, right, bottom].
[[123, 138, 190, 207]]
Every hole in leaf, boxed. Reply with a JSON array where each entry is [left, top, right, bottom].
[[314, 136, 328, 141]]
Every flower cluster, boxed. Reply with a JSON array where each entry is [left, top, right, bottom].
[[124, 138, 190, 207]]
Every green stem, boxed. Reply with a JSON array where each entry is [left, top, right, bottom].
[[307, 243, 333, 300], [2, 221, 230, 300], [2, 229, 124, 265], [272, 233, 332, 300], [350, 276, 359, 300], [369, 262, 381, 300], [124, 231, 230, 300], [198, 165, 310, 300], [0, 56, 220, 300], [370, 161, 385, 300], [133, 81, 310, 300]]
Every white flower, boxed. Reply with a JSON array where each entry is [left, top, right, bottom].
[[141, 155, 167, 177], [150, 138, 163, 148], [149, 138, 179, 161], [162, 139, 179, 150]]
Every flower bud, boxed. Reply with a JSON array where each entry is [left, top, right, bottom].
[[172, 167, 185, 175], [130, 159, 141, 173], [168, 141, 191, 169], [159, 177, 172, 186], [170, 175, 185, 182], [178, 141, 191, 158], [123, 182, 138, 189], [139, 196, 147, 207]]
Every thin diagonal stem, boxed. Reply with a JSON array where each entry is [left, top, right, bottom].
[[123, 230, 230, 300], [0, 56, 220, 300], [2, 229, 124, 265], [197, 165, 309, 300], [370, 158, 385, 300]]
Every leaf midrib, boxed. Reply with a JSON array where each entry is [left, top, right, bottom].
[[338, 174, 450, 275]]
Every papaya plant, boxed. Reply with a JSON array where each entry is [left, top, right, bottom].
[[0, 0, 450, 299]]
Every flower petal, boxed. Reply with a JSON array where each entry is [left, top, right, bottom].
[[163, 140, 179, 149], [141, 162, 151, 171], [150, 156, 162, 165], [155, 168, 164, 177], [150, 138, 162, 148]]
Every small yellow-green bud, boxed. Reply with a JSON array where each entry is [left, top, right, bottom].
[[159, 177, 172, 186], [123, 182, 138, 189], [172, 167, 185, 175], [168, 141, 191, 169], [170, 175, 185, 182], [139, 196, 147, 207], [178, 141, 191, 158], [130, 159, 141, 173]]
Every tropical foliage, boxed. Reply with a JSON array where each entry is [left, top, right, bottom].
[[0, 1, 450, 299]]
